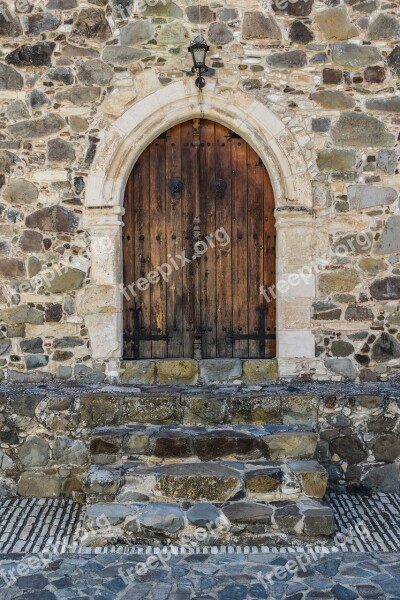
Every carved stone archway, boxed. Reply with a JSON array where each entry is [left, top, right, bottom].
[[84, 81, 317, 379]]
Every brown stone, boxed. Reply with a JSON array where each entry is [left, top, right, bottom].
[[319, 269, 360, 295], [19, 230, 43, 252], [70, 8, 111, 41], [322, 67, 342, 84], [0, 258, 25, 278], [26, 206, 78, 233], [364, 65, 386, 83], [154, 431, 192, 458], [245, 468, 282, 493], [194, 430, 257, 460], [156, 360, 198, 385]]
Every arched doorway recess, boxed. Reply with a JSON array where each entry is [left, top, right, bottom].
[[122, 119, 276, 361]]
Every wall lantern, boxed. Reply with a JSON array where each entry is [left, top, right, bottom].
[[188, 35, 210, 90]]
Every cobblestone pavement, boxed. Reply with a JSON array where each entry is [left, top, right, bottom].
[[0, 550, 400, 599], [0, 491, 400, 555]]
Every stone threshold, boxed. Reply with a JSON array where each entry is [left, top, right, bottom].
[[120, 358, 278, 386]]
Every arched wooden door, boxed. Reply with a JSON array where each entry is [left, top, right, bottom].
[[122, 119, 276, 360]]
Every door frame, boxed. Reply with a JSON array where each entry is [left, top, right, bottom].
[[84, 81, 317, 380]]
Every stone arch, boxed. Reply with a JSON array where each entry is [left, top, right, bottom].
[[84, 81, 316, 377]]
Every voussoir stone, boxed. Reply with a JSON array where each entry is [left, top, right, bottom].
[[26, 206, 78, 232], [7, 114, 65, 140], [332, 111, 394, 148], [6, 42, 55, 67], [242, 12, 281, 40], [0, 64, 23, 90]]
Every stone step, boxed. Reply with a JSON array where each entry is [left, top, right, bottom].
[[84, 459, 328, 504], [82, 498, 335, 546], [90, 424, 318, 464]]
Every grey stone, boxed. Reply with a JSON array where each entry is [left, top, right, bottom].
[[331, 340, 354, 357], [0, 477, 17, 498], [347, 185, 397, 209], [332, 43, 383, 67], [366, 97, 400, 113], [310, 90, 355, 110], [84, 466, 118, 495], [186, 5, 212, 23], [345, 304, 373, 321], [0, 64, 23, 90], [324, 358, 357, 381], [363, 463, 400, 492], [77, 59, 114, 86], [332, 111, 395, 148], [183, 396, 228, 425], [0, 2, 23, 37], [19, 436, 49, 467], [0, 339, 10, 355], [303, 507, 335, 536], [7, 114, 66, 140], [46, 67, 74, 85], [140, 504, 184, 533], [312, 118, 331, 132], [272, 0, 314, 17], [3, 177, 39, 204], [5, 101, 29, 121], [26, 206, 78, 232], [373, 434, 400, 463], [55, 86, 101, 106], [274, 503, 302, 533], [377, 149, 397, 174], [158, 23, 186, 44], [0, 150, 18, 172], [199, 359, 242, 385], [370, 277, 400, 300], [242, 12, 281, 40], [368, 14, 400, 40], [317, 149, 355, 171], [47, 0, 77, 7], [387, 46, 400, 77], [315, 5, 358, 40], [222, 502, 273, 523], [217, 8, 239, 21], [75, 365, 106, 384], [1, 305, 43, 325], [18, 473, 60, 497], [371, 333, 400, 362], [53, 436, 89, 465], [267, 50, 307, 68], [47, 268, 85, 293], [6, 42, 55, 67], [20, 337, 44, 354], [48, 138, 76, 162], [333, 232, 373, 254], [330, 435, 367, 464], [289, 20, 314, 43], [24, 12, 60, 34], [374, 216, 400, 254], [0, 258, 25, 278], [102, 46, 151, 65], [208, 22, 234, 45], [120, 20, 154, 45], [70, 8, 111, 41], [186, 503, 220, 527], [25, 355, 49, 369], [28, 90, 50, 109]]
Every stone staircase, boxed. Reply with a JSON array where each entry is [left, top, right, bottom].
[[82, 392, 335, 547]]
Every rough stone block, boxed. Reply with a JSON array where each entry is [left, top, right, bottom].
[[120, 360, 155, 385], [199, 359, 242, 385], [262, 432, 318, 460], [80, 394, 122, 426], [156, 360, 198, 385], [289, 461, 328, 498], [124, 395, 180, 425], [282, 396, 318, 426], [183, 395, 228, 425], [242, 359, 278, 385], [18, 472, 60, 497], [231, 396, 281, 424]]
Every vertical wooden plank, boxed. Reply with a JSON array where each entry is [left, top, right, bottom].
[[214, 123, 232, 358], [122, 173, 134, 358], [149, 136, 167, 358], [263, 167, 277, 358], [133, 148, 152, 358], [231, 136, 249, 357], [165, 124, 184, 357], [247, 147, 265, 358], [180, 121, 196, 357], [199, 120, 217, 358]]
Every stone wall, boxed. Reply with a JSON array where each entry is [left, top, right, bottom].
[[0, 0, 399, 382], [0, 385, 399, 498]]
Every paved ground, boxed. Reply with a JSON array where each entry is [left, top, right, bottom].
[[0, 550, 399, 598]]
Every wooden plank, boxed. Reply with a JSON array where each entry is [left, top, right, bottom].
[[149, 136, 167, 358], [214, 123, 232, 358], [199, 120, 217, 358], [165, 124, 184, 357], [180, 121, 196, 357], [247, 146, 265, 358], [122, 172, 134, 358], [231, 135, 249, 357], [133, 147, 152, 358], [263, 167, 277, 358]]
